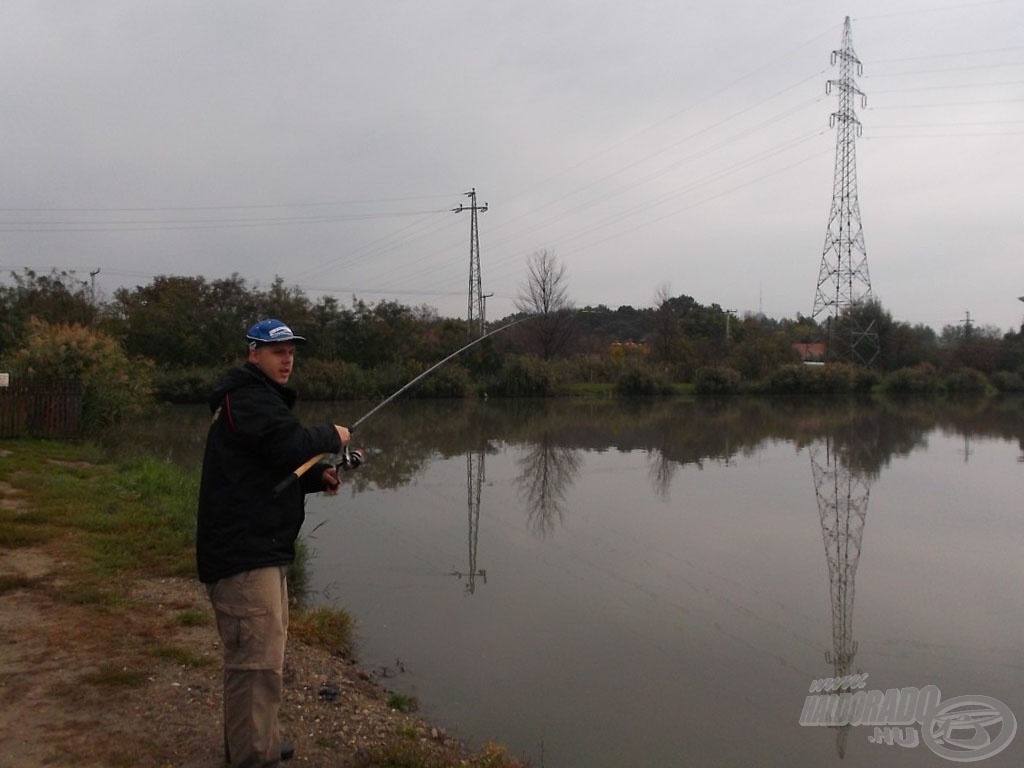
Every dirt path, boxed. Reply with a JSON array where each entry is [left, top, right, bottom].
[[0, 546, 492, 768]]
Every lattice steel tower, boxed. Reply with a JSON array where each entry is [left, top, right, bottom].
[[812, 17, 879, 366], [453, 188, 488, 337]]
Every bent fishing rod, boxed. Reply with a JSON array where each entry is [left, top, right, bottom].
[[272, 314, 532, 494]]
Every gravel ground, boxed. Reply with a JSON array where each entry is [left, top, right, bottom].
[[0, 547, 511, 768]]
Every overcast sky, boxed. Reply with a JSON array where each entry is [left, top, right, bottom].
[[1, 1, 1021, 332]]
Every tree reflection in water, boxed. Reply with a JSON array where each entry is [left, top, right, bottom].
[[514, 433, 582, 537]]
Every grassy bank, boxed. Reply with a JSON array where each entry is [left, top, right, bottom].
[[0, 439, 527, 768]]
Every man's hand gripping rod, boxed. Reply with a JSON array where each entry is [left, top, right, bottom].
[[272, 315, 531, 495]]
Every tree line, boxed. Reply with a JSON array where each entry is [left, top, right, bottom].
[[2, 263, 1023, 423]]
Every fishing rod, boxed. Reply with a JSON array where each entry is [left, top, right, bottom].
[[272, 314, 533, 494]]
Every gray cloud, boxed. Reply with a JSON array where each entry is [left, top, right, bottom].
[[1, 0, 1021, 331]]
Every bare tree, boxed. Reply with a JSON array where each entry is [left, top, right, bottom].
[[651, 282, 681, 362], [515, 249, 575, 359]]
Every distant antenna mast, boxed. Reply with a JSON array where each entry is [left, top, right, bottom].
[[453, 188, 488, 338], [812, 17, 879, 366]]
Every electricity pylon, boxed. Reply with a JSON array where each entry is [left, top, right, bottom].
[[812, 17, 879, 366], [453, 188, 488, 338], [810, 436, 871, 758]]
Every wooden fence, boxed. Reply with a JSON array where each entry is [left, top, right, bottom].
[[0, 378, 85, 439]]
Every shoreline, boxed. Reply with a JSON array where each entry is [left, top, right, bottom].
[[0, 552, 505, 766], [0, 442, 525, 767]]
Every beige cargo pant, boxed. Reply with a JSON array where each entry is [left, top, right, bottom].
[[206, 566, 288, 768]]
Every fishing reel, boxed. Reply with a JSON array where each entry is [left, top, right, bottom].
[[336, 445, 364, 471]]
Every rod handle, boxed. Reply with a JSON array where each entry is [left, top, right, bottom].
[[272, 452, 325, 495]]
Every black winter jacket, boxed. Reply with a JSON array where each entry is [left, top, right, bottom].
[[196, 362, 341, 583]]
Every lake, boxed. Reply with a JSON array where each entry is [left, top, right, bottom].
[[158, 395, 1024, 766]]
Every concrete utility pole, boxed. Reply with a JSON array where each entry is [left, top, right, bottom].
[[812, 17, 879, 366], [89, 268, 100, 304], [453, 188, 488, 338]]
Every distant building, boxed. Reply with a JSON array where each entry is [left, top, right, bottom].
[[792, 342, 827, 363]]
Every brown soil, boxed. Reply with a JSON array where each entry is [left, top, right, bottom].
[[0, 546, 501, 767]]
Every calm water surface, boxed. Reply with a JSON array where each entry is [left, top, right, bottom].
[[160, 396, 1024, 766]]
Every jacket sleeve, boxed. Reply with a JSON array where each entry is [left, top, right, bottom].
[[226, 384, 342, 473], [299, 461, 336, 495]]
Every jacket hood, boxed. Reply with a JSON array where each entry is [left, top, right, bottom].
[[208, 363, 296, 412]]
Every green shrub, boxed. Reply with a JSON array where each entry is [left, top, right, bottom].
[[990, 370, 1024, 392], [398, 363, 472, 399], [693, 366, 741, 395], [851, 367, 882, 394], [941, 368, 989, 395], [11, 319, 151, 429], [292, 358, 369, 400], [882, 364, 939, 395], [615, 366, 672, 396], [486, 356, 555, 397], [767, 364, 811, 394], [151, 366, 222, 403]]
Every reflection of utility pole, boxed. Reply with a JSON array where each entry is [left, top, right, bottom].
[[724, 309, 736, 348], [453, 188, 488, 338], [810, 437, 870, 758], [451, 449, 487, 594]]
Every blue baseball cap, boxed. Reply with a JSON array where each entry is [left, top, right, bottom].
[[246, 319, 307, 348]]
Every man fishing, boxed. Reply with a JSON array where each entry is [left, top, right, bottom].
[[196, 318, 350, 767]]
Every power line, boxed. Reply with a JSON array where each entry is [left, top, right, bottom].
[[0, 193, 459, 213]]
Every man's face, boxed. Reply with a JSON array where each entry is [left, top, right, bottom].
[[248, 342, 296, 385]]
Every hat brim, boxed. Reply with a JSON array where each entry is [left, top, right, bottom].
[[248, 334, 307, 346]]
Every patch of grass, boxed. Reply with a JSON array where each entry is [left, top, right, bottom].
[[0, 574, 33, 595], [560, 381, 615, 396], [176, 608, 208, 627], [289, 606, 356, 657], [357, 738, 528, 768], [55, 580, 127, 608], [0, 440, 199, 597], [287, 536, 312, 605], [0, 523, 54, 548], [82, 663, 147, 688], [356, 739, 445, 768], [387, 692, 419, 713], [150, 644, 215, 668]]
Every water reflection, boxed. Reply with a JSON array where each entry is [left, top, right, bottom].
[[133, 395, 1024, 502], [120, 395, 1024, 766], [810, 436, 872, 758], [450, 449, 487, 594], [515, 433, 582, 537]]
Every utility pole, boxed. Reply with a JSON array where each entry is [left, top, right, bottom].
[[482, 292, 493, 330], [960, 309, 973, 340], [453, 188, 488, 338], [89, 268, 100, 305], [812, 17, 879, 366]]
